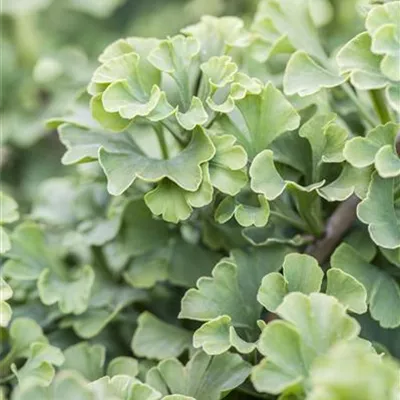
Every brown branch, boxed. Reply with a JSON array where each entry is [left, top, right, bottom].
[[306, 195, 360, 264]]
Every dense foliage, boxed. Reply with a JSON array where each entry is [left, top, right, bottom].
[[1, 0, 400, 399]]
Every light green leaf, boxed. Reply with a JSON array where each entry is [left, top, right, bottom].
[[284, 52, 344, 97], [217, 83, 300, 158], [99, 127, 215, 195], [299, 113, 348, 181], [106, 357, 139, 379], [332, 243, 400, 328], [326, 269, 368, 314], [12, 371, 93, 400], [357, 173, 400, 249], [182, 16, 252, 61], [366, 1, 400, 81], [131, 312, 192, 360], [258, 254, 323, 312], [2, 318, 48, 373], [11, 343, 64, 387], [337, 32, 387, 89], [309, 341, 400, 400], [215, 194, 270, 228], [200, 56, 238, 90], [208, 134, 248, 196], [62, 342, 105, 381], [344, 122, 400, 175], [146, 351, 251, 400], [250, 149, 325, 228], [251, 0, 327, 62], [38, 264, 95, 315], [176, 97, 208, 130], [0, 226, 11, 254], [180, 246, 290, 333], [192, 315, 256, 355], [317, 164, 373, 201], [251, 293, 360, 395], [90, 376, 161, 400], [144, 180, 192, 224]]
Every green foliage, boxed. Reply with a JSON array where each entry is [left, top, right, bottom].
[[2, 0, 400, 399]]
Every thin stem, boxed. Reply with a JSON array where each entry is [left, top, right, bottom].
[[342, 83, 377, 128], [269, 210, 309, 232], [154, 126, 169, 159], [161, 121, 187, 147], [369, 89, 392, 124]]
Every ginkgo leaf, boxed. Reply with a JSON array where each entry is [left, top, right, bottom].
[[200, 56, 238, 90], [62, 342, 105, 381], [337, 32, 387, 90], [208, 134, 248, 196], [106, 357, 139, 379], [216, 83, 300, 158], [317, 164, 373, 202], [251, 293, 360, 395], [90, 376, 161, 400], [12, 371, 93, 400], [99, 126, 215, 196], [146, 351, 251, 400], [192, 315, 256, 355], [176, 97, 208, 130], [308, 341, 400, 400], [182, 16, 253, 61], [357, 173, 400, 249], [332, 243, 400, 328], [258, 253, 323, 312], [299, 112, 348, 181], [131, 312, 192, 360], [284, 51, 344, 97], [0, 318, 48, 379], [251, 0, 327, 62], [250, 150, 325, 201], [366, 1, 400, 82], [214, 194, 270, 228], [11, 342, 64, 387], [179, 246, 290, 344], [344, 122, 400, 177], [326, 269, 368, 314]]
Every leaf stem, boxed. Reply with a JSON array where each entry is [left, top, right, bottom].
[[161, 121, 187, 147], [369, 89, 392, 124], [269, 210, 308, 232], [341, 83, 377, 128], [154, 126, 169, 159]]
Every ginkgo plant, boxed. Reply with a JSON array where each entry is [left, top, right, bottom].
[[1, 1, 400, 400]]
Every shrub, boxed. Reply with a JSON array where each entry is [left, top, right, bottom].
[[1, 1, 400, 399]]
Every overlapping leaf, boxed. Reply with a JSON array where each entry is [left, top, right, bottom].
[[179, 246, 290, 354], [258, 253, 367, 314], [332, 243, 400, 327], [251, 293, 361, 396], [216, 83, 300, 159], [146, 351, 251, 400]]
